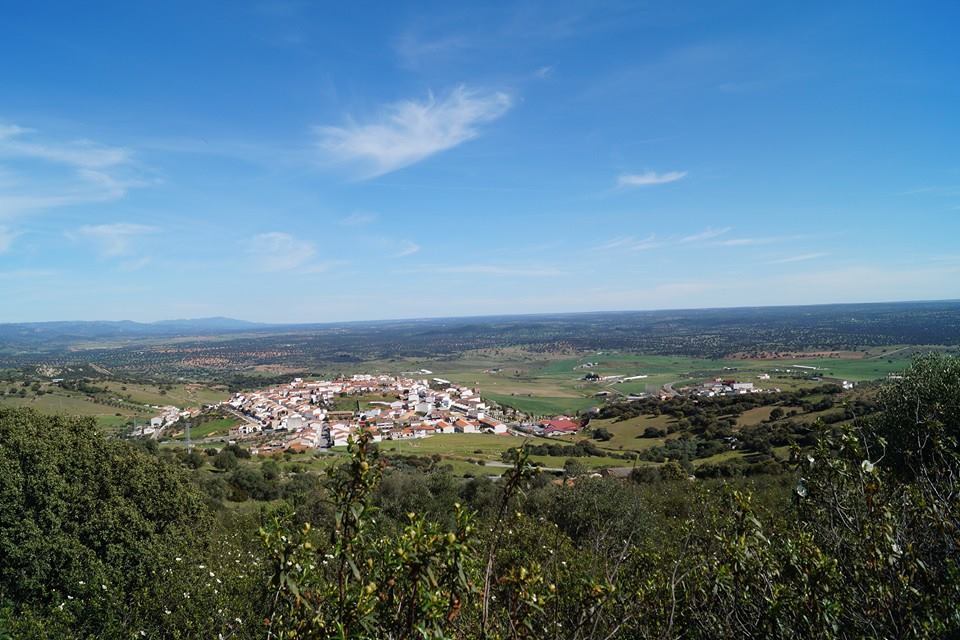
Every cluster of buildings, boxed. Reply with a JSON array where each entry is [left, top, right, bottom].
[[693, 379, 769, 397], [131, 405, 199, 438], [581, 372, 650, 383], [225, 375, 510, 453], [517, 416, 582, 437]]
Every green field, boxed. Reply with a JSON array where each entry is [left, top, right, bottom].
[[340, 433, 628, 474], [331, 393, 398, 412], [174, 417, 243, 440], [484, 392, 598, 416], [429, 348, 927, 419], [577, 414, 678, 454], [0, 379, 229, 431], [0, 391, 153, 430], [105, 382, 229, 408]]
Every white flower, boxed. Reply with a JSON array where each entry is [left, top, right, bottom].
[[165, 609, 171, 615], [861, 460, 876, 473]]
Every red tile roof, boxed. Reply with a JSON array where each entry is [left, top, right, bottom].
[[540, 419, 579, 432]]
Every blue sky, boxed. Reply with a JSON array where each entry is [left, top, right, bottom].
[[1, 0, 958, 322]]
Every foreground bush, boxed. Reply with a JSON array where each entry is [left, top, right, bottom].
[[2, 354, 959, 638], [263, 356, 960, 639], [0, 408, 264, 638]]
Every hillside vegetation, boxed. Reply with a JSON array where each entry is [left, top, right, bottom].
[[1, 354, 959, 638]]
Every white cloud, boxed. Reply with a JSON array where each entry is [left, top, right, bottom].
[[246, 231, 318, 271], [394, 240, 421, 257], [767, 252, 827, 264], [71, 223, 158, 257], [339, 211, 378, 226], [0, 123, 145, 218], [315, 85, 513, 178], [617, 170, 687, 188], [679, 226, 731, 243]]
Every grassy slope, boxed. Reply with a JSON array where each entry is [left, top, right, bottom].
[[0, 380, 229, 431]]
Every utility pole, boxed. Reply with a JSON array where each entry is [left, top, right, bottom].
[[185, 421, 192, 451]]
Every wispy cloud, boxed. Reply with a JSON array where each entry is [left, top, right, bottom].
[[0, 268, 58, 280], [70, 223, 158, 257], [596, 227, 735, 253], [715, 235, 799, 247], [0, 225, 20, 253], [617, 170, 687, 188], [767, 252, 827, 264], [314, 85, 512, 178], [896, 185, 960, 196], [120, 256, 152, 271], [394, 240, 421, 257], [595, 234, 662, 251], [246, 231, 318, 272], [0, 123, 146, 218], [679, 226, 731, 243], [339, 211, 378, 226], [0, 128, 130, 168], [534, 65, 554, 79], [394, 33, 470, 69], [433, 264, 564, 277]]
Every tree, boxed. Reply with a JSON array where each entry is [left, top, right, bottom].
[[262, 432, 479, 639], [213, 448, 239, 471], [592, 427, 613, 441], [660, 460, 687, 481], [184, 448, 206, 469], [0, 407, 261, 638], [563, 458, 588, 477], [261, 458, 281, 481]]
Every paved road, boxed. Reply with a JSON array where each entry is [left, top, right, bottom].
[[484, 461, 564, 472], [223, 406, 262, 426], [866, 346, 911, 360]]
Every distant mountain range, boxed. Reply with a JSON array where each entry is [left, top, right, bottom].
[[0, 317, 270, 342], [2, 300, 960, 349], [1, 301, 959, 369]]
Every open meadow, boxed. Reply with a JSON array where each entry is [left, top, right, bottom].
[[0, 378, 229, 431], [419, 347, 928, 417]]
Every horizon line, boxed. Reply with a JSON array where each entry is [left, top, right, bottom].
[[2, 297, 959, 328]]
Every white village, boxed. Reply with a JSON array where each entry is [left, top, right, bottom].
[[224, 374, 512, 453]]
